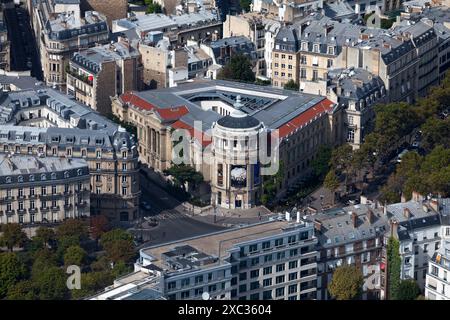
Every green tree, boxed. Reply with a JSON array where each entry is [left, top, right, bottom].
[[112, 261, 132, 279], [312, 145, 332, 178], [33, 266, 69, 300], [145, 0, 163, 13], [0, 252, 27, 298], [217, 53, 255, 83], [387, 237, 401, 300], [104, 239, 136, 264], [31, 249, 59, 279], [56, 235, 81, 263], [324, 170, 340, 204], [56, 219, 88, 242], [164, 164, 204, 191], [7, 280, 38, 300], [420, 117, 450, 152], [396, 280, 421, 300], [330, 144, 355, 193], [100, 229, 135, 264], [0, 223, 28, 252], [283, 79, 299, 91], [328, 265, 364, 300], [71, 271, 114, 300], [240, 0, 251, 12], [64, 245, 87, 267], [34, 227, 56, 248]]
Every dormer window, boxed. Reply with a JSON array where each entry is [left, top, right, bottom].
[[301, 42, 308, 51], [328, 46, 335, 55], [5, 176, 11, 183], [64, 171, 70, 179], [18, 176, 24, 183], [29, 175, 35, 182], [122, 151, 127, 159], [41, 174, 46, 180], [313, 44, 320, 53], [51, 173, 56, 180], [77, 169, 82, 176]]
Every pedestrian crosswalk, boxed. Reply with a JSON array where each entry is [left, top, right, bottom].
[[145, 210, 186, 222]]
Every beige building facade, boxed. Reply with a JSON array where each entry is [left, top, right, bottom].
[[0, 154, 90, 224]]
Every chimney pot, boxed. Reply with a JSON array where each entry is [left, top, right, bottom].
[[403, 207, 411, 219], [367, 209, 374, 224], [351, 212, 358, 228], [430, 200, 439, 212]]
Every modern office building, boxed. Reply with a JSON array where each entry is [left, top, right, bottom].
[[0, 154, 90, 224], [91, 218, 318, 300]]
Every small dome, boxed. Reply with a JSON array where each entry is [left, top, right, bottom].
[[217, 114, 260, 129]]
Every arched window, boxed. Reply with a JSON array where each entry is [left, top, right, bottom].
[[5, 176, 11, 183], [41, 174, 47, 180], [51, 173, 56, 180], [29, 175, 35, 182], [18, 176, 24, 183], [64, 171, 70, 179], [77, 169, 82, 176]]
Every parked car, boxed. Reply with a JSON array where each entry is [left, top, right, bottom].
[[397, 149, 409, 163], [141, 201, 151, 211]]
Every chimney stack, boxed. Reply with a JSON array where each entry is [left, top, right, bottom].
[[401, 193, 406, 203], [403, 207, 411, 219], [412, 191, 424, 202], [367, 209, 374, 224], [430, 200, 439, 212], [296, 211, 300, 223], [390, 219, 399, 238], [351, 211, 358, 228], [285, 211, 291, 221], [314, 219, 322, 232]]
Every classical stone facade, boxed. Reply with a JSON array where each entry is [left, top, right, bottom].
[[0, 88, 140, 223], [67, 36, 142, 116], [0, 154, 90, 224], [32, 0, 110, 90], [112, 80, 340, 208]]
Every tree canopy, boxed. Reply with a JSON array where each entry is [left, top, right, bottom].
[[164, 164, 204, 191], [217, 54, 255, 83], [283, 79, 299, 91], [0, 223, 28, 252], [0, 252, 27, 298], [328, 265, 364, 300], [396, 280, 421, 300]]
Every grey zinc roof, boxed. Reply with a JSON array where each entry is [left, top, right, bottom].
[[328, 68, 385, 101], [71, 42, 140, 74], [308, 204, 389, 248], [0, 154, 89, 185], [115, 10, 219, 36]]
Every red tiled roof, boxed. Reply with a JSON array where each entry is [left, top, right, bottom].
[[155, 106, 189, 121], [120, 92, 189, 121], [277, 99, 334, 138], [171, 120, 212, 147], [120, 91, 156, 111]]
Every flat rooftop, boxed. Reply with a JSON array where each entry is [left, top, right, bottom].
[[141, 220, 311, 272]]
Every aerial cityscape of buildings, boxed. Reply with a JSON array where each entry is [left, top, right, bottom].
[[0, 0, 449, 303]]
